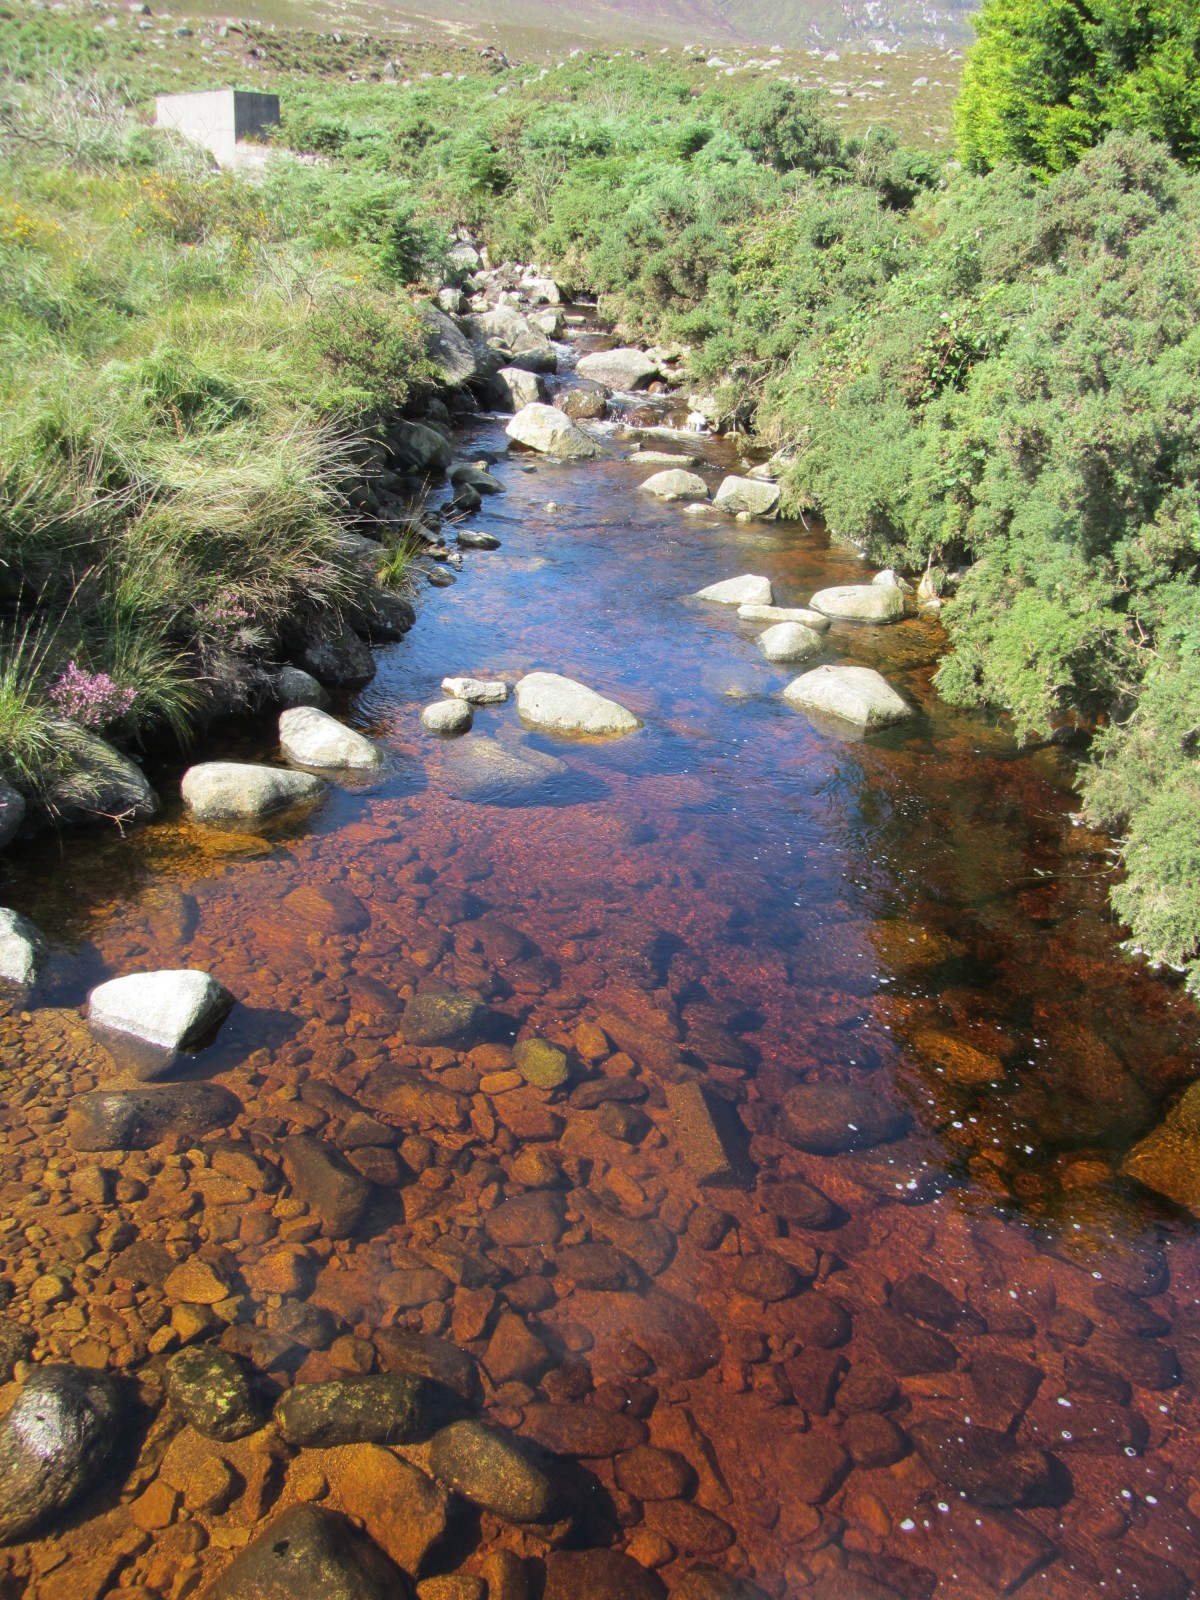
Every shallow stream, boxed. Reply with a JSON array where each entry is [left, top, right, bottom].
[[2, 348, 1200, 1599]]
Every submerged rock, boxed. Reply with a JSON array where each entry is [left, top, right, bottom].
[[274, 1375, 436, 1448], [0, 1365, 120, 1543], [809, 584, 905, 623], [506, 403, 600, 459], [0, 908, 46, 985], [695, 575, 774, 606], [759, 621, 823, 663], [201, 1504, 406, 1600], [165, 1346, 260, 1441], [713, 476, 780, 518], [575, 348, 660, 390], [67, 1083, 242, 1151], [282, 1134, 372, 1237], [279, 707, 381, 772], [436, 736, 568, 803], [515, 672, 641, 739], [513, 1036, 570, 1088], [667, 1079, 754, 1186], [564, 387, 608, 420], [783, 665, 913, 730], [911, 1420, 1056, 1508], [781, 1082, 911, 1154], [401, 991, 491, 1048], [544, 1550, 665, 1600], [1121, 1080, 1200, 1214], [88, 968, 233, 1050], [428, 1420, 557, 1522], [422, 699, 474, 736], [640, 469, 709, 502], [182, 762, 324, 823]]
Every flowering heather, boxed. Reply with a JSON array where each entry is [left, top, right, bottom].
[[48, 662, 137, 729], [196, 589, 255, 638]]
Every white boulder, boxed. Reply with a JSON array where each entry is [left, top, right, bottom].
[[713, 476, 781, 518], [737, 604, 830, 631], [640, 470, 709, 502], [515, 672, 641, 739], [809, 584, 905, 623], [575, 348, 659, 390], [759, 622, 824, 663], [442, 677, 510, 705], [0, 908, 46, 985], [279, 708, 382, 772], [695, 575, 774, 606], [783, 665, 914, 730], [506, 404, 600, 460], [88, 969, 234, 1050], [182, 762, 324, 822], [422, 699, 473, 736]]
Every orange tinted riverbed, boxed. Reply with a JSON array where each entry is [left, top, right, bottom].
[[1, 405, 1199, 1600]]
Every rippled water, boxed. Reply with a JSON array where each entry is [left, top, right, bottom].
[[2, 377, 1200, 1599]]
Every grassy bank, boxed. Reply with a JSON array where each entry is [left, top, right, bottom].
[[5, 0, 1200, 993]]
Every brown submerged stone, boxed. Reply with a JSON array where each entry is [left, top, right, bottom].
[[910, 1420, 1057, 1507], [780, 1083, 910, 1155], [519, 1402, 647, 1456]]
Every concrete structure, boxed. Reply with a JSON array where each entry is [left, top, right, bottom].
[[154, 89, 279, 168]]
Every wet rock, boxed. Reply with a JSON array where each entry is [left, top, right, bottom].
[[0, 907, 46, 985], [380, 1267, 453, 1309], [422, 699, 474, 736], [667, 1079, 753, 1186], [542, 1550, 665, 1600], [478, 1550, 530, 1600], [892, 1272, 964, 1329], [1090, 1332, 1179, 1389], [713, 476, 780, 518], [910, 1420, 1056, 1508], [300, 627, 376, 688], [555, 1243, 641, 1291], [0, 781, 25, 849], [781, 1082, 910, 1154], [275, 1375, 436, 1447], [783, 1295, 852, 1349], [671, 1568, 771, 1600], [519, 1403, 647, 1456], [201, 1504, 407, 1600], [809, 584, 905, 623], [182, 761, 324, 822], [389, 416, 454, 473], [570, 1074, 647, 1110], [640, 469, 709, 501], [418, 1580, 484, 1600], [0, 1317, 32, 1379], [784, 1348, 846, 1414], [837, 1363, 900, 1414], [808, 1578, 902, 1600], [597, 1100, 650, 1141], [282, 1135, 371, 1237], [842, 1412, 908, 1467], [1026, 1398, 1149, 1455], [485, 1190, 566, 1247], [615, 1444, 694, 1500], [506, 403, 600, 459], [760, 1179, 838, 1229], [1121, 1080, 1200, 1214], [45, 725, 158, 825], [967, 1353, 1044, 1430], [563, 386, 608, 419], [166, 1347, 260, 1441], [733, 1252, 801, 1302], [279, 708, 381, 772], [165, 1257, 231, 1305], [0, 1365, 119, 1543], [576, 348, 660, 389], [441, 677, 510, 704], [483, 1311, 550, 1384], [428, 1420, 556, 1522], [457, 528, 502, 550], [759, 622, 823, 663], [374, 1331, 482, 1405], [644, 1499, 734, 1555], [515, 672, 641, 739], [694, 575, 774, 606], [275, 666, 329, 709], [491, 366, 547, 409], [783, 665, 914, 730], [575, 1287, 721, 1377], [88, 968, 233, 1050], [282, 884, 370, 934], [574, 1195, 675, 1276], [514, 1036, 570, 1088], [401, 991, 490, 1047], [325, 1442, 449, 1577], [776, 1430, 851, 1504], [67, 1083, 242, 1151], [859, 1308, 958, 1376]]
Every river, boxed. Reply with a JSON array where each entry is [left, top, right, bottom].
[[1, 341, 1198, 1599]]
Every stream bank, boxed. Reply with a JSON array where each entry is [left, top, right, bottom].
[[0, 295, 1199, 1600]]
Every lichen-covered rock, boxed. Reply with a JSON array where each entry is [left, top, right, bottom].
[[274, 1375, 437, 1448], [428, 1420, 557, 1522], [166, 1346, 260, 1441]]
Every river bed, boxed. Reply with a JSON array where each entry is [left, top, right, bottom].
[[1, 368, 1199, 1599]]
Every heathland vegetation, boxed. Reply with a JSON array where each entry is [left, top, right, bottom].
[[4, 0, 1200, 990]]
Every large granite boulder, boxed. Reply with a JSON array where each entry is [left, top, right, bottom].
[[713, 476, 780, 518], [0, 908, 46, 985], [576, 348, 660, 390], [181, 762, 324, 822], [640, 469, 709, 502], [88, 968, 233, 1050], [515, 672, 641, 739], [0, 1366, 120, 1543], [279, 708, 381, 772], [695, 575, 774, 606], [783, 665, 913, 730], [809, 584, 905, 623], [506, 404, 600, 459]]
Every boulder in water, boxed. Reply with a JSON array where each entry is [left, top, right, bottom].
[[279, 707, 382, 772], [275, 667, 329, 710], [165, 1346, 260, 1441], [506, 403, 600, 459], [0, 781, 25, 850], [428, 1419, 557, 1522], [490, 367, 546, 410], [0, 908, 46, 985], [695, 575, 774, 606], [640, 469, 709, 502], [441, 677, 510, 704], [781, 1082, 911, 1154], [422, 699, 473, 736], [66, 1083, 242, 1151], [45, 725, 158, 827], [274, 1374, 436, 1448], [713, 476, 781, 518], [737, 603, 830, 630], [783, 665, 913, 730], [436, 736, 567, 803], [575, 348, 660, 390], [0, 1365, 120, 1543], [809, 584, 905, 623], [300, 626, 376, 687], [88, 968, 233, 1050], [515, 672, 641, 739], [182, 761, 324, 822], [201, 1504, 406, 1600], [759, 622, 823, 663]]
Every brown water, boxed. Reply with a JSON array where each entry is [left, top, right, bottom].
[[2, 380, 1200, 1599]]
